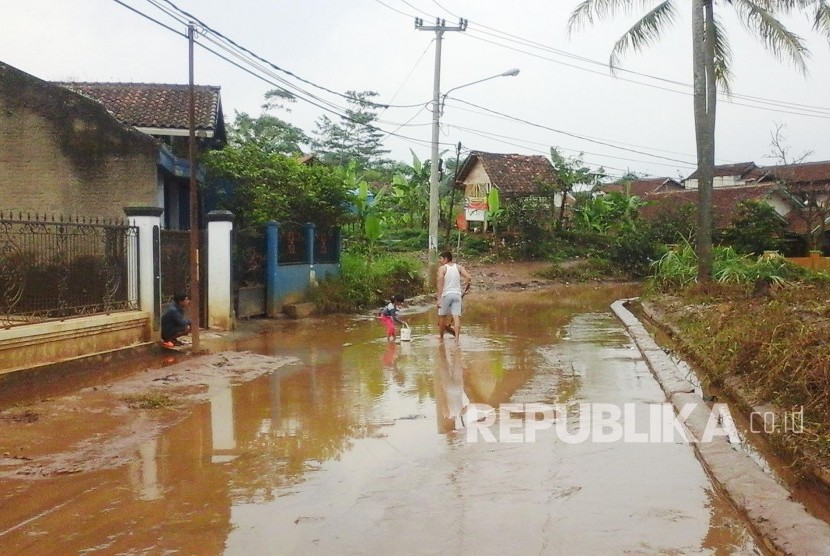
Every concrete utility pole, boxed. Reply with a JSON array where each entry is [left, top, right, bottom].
[[416, 17, 466, 262]]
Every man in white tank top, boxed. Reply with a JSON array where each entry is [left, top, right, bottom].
[[436, 250, 472, 342]]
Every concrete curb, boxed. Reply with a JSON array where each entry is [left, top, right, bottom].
[[611, 298, 830, 556]]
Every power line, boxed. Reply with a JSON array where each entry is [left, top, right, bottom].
[[113, 0, 443, 151], [443, 99, 700, 160], [112, 0, 185, 37], [151, 0, 426, 109], [388, 0, 830, 118], [447, 124, 696, 170], [463, 32, 830, 120], [195, 36, 439, 148], [447, 98, 697, 165]]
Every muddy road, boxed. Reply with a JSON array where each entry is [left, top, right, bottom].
[[0, 276, 766, 554]]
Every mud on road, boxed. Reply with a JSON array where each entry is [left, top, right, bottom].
[[0, 261, 551, 480], [0, 352, 294, 479]]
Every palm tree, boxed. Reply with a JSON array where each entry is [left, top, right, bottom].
[[569, 0, 824, 281]]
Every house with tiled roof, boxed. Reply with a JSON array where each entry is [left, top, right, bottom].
[[57, 82, 226, 229], [641, 184, 798, 228], [602, 177, 683, 196], [683, 161, 764, 190], [756, 160, 830, 199], [453, 151, 562, 230], [1, 62, 159, 220], [756, 161, 830, 252]]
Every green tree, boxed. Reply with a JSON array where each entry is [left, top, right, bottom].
[[226, 89, 310, 155], [719, 199, 788, 255], [569, 0, 823, 282], [545, 147, 605, 227], [312, 91, 391, 168], [202, 143, 350, 228]]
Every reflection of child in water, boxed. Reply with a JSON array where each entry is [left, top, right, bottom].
[[379, 294, 407, 342], [382, 341, 397, 368]]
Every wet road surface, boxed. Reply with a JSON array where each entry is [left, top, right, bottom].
[[0, 284, 759, 554]]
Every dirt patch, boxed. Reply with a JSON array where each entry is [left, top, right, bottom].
[[0, 351, 295, 479], [464, 260, 555, 292]]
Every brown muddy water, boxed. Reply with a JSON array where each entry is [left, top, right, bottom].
[[0, 285, 763, 554]]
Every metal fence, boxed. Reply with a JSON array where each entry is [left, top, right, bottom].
[[234, 226, 267, 287], [159, 229, 191, 303], [277, 224, 307, 265], [314, 227, 340, 264], [0, 213, 138, 328]]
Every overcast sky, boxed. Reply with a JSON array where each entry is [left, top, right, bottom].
[[3, 0, 830, 181]]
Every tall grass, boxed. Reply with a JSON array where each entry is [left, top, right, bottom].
[[650, 243, 807, 289], [310, 252, 426, 313]]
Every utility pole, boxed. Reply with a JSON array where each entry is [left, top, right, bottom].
[[416, 17, 466, 263], [187, 23, 201, 352]]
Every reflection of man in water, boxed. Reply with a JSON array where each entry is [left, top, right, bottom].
[[433, 343, 469, 433]]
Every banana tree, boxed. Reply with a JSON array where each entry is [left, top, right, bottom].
[[486, 187, 505, 234]]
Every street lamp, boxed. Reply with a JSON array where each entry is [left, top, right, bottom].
[[428, 68, 520, 261], [440, 68, 520, 115]]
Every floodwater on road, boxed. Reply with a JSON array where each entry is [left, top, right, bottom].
[[0, 284, 760, 554]]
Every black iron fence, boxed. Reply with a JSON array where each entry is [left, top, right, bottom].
[[234, 226, 267, 287], [314, 227, 340, 264], [159, 229, 191, 303], [277, 224, 307, 265], [0, 212, 138, 328]]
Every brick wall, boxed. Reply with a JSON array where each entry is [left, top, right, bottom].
[[0, 63, 158, 220]]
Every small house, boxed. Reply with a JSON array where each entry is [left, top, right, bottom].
[[453, 151, 561, 230]]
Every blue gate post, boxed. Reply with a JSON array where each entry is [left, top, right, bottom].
[[266, 221, 280, 317], [305, 222, 316, 287], [334, 227, 342, 264]]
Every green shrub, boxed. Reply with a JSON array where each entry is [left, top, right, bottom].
[[310, 252, 425, 313], [718, 200, 788, 255], [609, 227, 665, 278], [461, 235, 491, 256]]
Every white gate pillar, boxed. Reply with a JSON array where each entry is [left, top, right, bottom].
[[207, 210, 234, 330], [124, 207, 163, 323]]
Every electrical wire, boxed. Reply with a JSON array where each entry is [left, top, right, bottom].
[[442, 99, 701, 160], [446, 98, 697, 165], [389, 0, 830, 118], [153, 0, 426, 109], [112, 0, 186, 37], [463, 32, 830, 120], [112, 0, 445, 151], [447, 124, 697, 170]]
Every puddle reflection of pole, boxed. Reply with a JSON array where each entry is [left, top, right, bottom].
[[209, 379, 236, 462], [434, 343, 470, 433], [128, 436, 162, 501]]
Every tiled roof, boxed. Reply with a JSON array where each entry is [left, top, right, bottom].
[[685, 161, 757, 180], [455, 151, 559, 197], [641, 184, 785, 228], [757, 160, 830, 185], [603, 177, 680, 196], [55, 82, 222, 131]]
